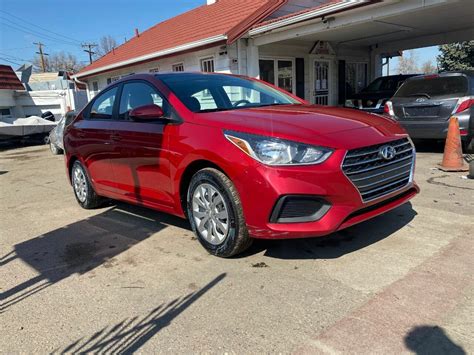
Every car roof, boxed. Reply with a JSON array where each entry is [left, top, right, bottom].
[[406, 71, 474, 80]]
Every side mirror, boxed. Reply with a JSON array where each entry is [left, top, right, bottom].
[[129, 104, 164, 121]]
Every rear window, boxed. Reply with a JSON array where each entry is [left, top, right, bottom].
[[395, 76, 468, 99]]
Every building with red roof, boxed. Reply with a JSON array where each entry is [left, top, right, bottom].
[[74, 0, 474, 106]]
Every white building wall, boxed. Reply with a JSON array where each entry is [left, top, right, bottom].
[[84, 44, 241, 98]]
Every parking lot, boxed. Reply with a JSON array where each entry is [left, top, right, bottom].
[[0, 144, 473, 353]]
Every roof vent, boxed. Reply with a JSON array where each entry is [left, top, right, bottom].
[[135, 28, 140, 37], [207, 0, 217, 4]]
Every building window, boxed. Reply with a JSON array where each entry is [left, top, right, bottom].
[[106, 76, 120, 85], [259, 58, 295, 94], [200, 57, 214, 72], [172, 63, 184, 72], [149, 67, 160, 73], [92, 81, 99, 92], [345, 62, 367, 96]]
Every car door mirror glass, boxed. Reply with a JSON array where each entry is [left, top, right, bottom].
[[129, 104, 165, 121]]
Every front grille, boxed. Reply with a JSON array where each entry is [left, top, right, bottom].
[[342, 138, 414, 202]]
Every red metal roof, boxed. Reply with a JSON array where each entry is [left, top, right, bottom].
[[76, 0, 286, 78], [0, 65, 24, 90]]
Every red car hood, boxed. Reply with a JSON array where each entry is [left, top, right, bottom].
[[194, 104, 408, 150]]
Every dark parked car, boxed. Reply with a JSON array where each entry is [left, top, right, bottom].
[[385, 71, 473, 152], [345, 74, 418, 113], [64, 73, 418, 257]]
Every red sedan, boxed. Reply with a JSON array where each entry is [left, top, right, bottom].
[[64, 73, 419, 257]]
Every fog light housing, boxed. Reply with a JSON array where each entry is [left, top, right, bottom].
[[270, 196, 331, 223]]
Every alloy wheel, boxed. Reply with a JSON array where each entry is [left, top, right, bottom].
[[191, 183, 229, 245], [73, 166, 88, 203]]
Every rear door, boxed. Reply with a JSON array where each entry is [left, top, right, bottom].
[[72, 86, 119, 193], [108, 80, 174, 208], [392, 75, 469, 121]]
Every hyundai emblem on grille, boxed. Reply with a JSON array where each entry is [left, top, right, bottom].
[[379, 145, 396, 161]]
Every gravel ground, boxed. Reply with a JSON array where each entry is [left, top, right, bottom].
[[0, 144, 472, 354]]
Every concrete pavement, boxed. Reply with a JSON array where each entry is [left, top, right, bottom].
[[0, 145, 472, 353]]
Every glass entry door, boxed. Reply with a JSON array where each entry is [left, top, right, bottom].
[[259, 58, 295, 94], [314, 60, 330, 105]]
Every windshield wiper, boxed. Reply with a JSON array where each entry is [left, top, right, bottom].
[[406, 93, 431, 99]]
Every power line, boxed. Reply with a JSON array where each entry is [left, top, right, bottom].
[[0, 57, 21, 66], [0, 45, 35, 52], [0, 52, 31, 62], [0, 9, 82, 44], [0, 18, 80, 47]]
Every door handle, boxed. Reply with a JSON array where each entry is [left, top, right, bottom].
[[111, 133, 122, 141], [77, 131, 86, 138]]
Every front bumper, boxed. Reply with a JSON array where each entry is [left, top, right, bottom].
[[234, 147, 419, 240]]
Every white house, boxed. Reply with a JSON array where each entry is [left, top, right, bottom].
[[74, 0, 474, 106], [0, 65, 88, 120]]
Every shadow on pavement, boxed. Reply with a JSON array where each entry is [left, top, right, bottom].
[[1, 203, 190, 312], [241, 202, 417, 260], [405, 325, 466, 355], [56, 273, 225, 353]]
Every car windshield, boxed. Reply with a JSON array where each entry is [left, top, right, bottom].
[[362, 77, 404, 93], [394, 75, 468, 99], [158, 73, 300, 113]]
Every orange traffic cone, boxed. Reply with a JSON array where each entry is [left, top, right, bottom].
[[438, 116, 468, 172]]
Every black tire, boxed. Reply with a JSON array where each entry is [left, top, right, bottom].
[[462, 137, 474, 154], [187, 168, 252, 258], [71, 161, 103, 209], [50, 143, 62, 155]]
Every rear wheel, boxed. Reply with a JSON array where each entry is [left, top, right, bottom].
[[187, 168, 252, 257], [71, 161, 103, 209]]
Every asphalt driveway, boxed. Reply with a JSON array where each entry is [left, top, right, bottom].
[[0, 144, 472, 353]]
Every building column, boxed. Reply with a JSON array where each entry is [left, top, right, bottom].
[[246, 39, 260, 79], [369, 50, 382, 81]]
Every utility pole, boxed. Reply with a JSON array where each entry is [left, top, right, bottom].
[[34, 42, 49, 73], [82, 43, 97, 64]]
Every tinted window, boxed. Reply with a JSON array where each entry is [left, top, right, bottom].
[[363, 77, 404, 92], [395, 76, 468, 99], [159, 73, 299, 113], [119, 82, 168, 120], [90, 87, 118, 119]]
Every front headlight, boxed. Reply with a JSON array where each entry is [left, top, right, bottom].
[[224, 131, 333, 166]]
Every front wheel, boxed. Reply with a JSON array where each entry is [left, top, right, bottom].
[[187, 168, 252, 258]]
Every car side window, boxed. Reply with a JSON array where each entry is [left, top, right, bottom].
[[89, 87, 118, 119], [119, 82, 168, 120]]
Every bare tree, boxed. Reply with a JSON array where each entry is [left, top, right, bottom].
[[420, 60, 437, 74], [95, 35, 118, 58], [396, 50, 419, 74], [32, 51, 84, 73]]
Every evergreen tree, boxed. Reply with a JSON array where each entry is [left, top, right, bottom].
[[437, 41, 474, 71]]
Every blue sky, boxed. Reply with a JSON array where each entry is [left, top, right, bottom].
[[0, 0, 439, 73], [0, 0, 204, 67], [388, 46, 439, 75]]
